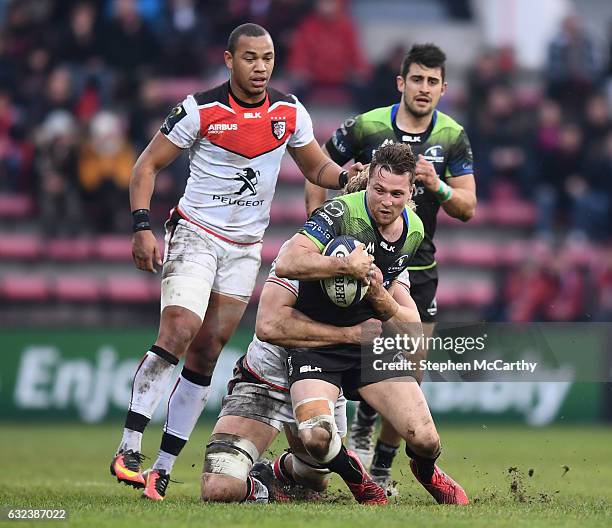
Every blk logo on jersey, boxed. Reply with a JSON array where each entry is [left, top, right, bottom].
[[234, 168, 259, 196], [380, 240, 395, 252], [271, 120, 286, 140]]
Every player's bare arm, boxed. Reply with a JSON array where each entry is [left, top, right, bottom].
[[415, 154, 476, 222], [304, 144, 334, 215], [256, 281, 381, 347], [288, 141, 363, 190], [130, 132, 184, 273], [275, 233, 373, 281]]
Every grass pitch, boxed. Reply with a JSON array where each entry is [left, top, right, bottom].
[[0, 423, 610, 527]]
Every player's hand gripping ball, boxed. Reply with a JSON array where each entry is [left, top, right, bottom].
[[321, 235, 370, 307]]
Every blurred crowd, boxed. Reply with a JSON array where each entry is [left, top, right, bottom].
[[1, 0, 612, 322], [0, 0, 376, 233]]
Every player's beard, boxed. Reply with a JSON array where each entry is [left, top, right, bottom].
[[404, 98, 433, 119]]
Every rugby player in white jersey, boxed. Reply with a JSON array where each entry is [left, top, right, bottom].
[[109, 23, 368, 501]]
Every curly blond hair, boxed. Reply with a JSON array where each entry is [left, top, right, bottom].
[[341, 163, 416, 211]]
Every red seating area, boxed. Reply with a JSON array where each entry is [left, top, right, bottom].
[[0, 193, 35, 219], [1, 227, 578, 271], [0, 275, 160, 303], [0, 188, 540, 313]]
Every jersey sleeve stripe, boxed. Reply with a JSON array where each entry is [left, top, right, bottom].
[[299, 230, 326, 251], [265, 277, 298, 297], [396, 280, 411, 292]]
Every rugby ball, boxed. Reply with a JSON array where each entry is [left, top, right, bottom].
[[321, 235, 369, 307]]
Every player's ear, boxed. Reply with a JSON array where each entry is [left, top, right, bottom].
[[224, 50, 233, 70], [396, 75, 405, 93], [440, 81, 448, 97]]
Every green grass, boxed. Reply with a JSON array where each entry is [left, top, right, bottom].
[[0, 423, 610, 527]]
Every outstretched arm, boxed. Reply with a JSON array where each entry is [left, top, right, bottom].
[[289, 140, 363, 191], [303, 144, 335, 215]]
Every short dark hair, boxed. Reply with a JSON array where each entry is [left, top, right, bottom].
[[400, 43, 446, 80], [369, 143, 417, 183], [227, 23, 270, 54]]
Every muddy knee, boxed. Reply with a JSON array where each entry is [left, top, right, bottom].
[[201, 433, 259, 502], [406, 428, 441, 459], [201, 473, 245, 502], [157, 309, 200, 357], [294, 398, 341, 464]]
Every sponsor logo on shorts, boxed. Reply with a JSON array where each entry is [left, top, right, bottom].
[[299, 365, 322, 373]]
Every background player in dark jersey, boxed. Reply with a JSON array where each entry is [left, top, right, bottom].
[[306, 43, 477, 490], [275, 143, 469, 505]]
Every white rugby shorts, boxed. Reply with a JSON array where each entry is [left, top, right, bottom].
[[161, 218, 262, 320]]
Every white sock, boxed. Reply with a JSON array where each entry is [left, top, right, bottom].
[[117, 348, 178, 454], [153, 371, 211, 473], [245, 476, 269, 503], [117, 429, 143, 453], [153, 450, 177, 474], [129, 350, 178, 418]]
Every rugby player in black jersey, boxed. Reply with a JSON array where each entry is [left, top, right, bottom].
[[275, 143, 469, 505], [306, 43, 477, 492]]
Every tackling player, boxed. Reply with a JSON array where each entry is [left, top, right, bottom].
[[109, 23, 363, 501], [307, 43, 476, 490], [276, 143, 469, 505], [199, 172, 389, 504]]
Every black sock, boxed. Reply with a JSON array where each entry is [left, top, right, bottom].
[[326, 445, 364, 484], [406, 445, 437, 483], [355, 401, 378, 426], [124, 410, 149, 433], [371, 440, 399, 472], [278, 452, 296, 484], [160, 432, 187, 456]]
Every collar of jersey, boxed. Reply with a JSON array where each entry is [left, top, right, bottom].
[[363, 192, 409, 241], [390, 104, 437, 138], [227, 81, 269, 109]]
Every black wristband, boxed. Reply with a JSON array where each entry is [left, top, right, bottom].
[[132, 209, 151, 232], [338, 170, 349, 188]]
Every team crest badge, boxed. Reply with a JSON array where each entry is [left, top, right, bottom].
[[272, 120, 286, 140]]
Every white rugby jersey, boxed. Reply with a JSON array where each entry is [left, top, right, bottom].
[[161, 81, 314, 244], [244, 259, 411, 390]]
